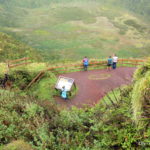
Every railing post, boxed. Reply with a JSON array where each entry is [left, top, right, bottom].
[[7, 60, 10, 73], [135, 58, 137, 67]]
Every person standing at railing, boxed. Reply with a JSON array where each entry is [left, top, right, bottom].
[[107, 56, 113, 70], [112, 54, 118, 69], [83, 56, 89, 71]]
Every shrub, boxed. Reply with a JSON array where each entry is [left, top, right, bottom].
[[132, 71, 150, 126], [124, 19, 146, 32], [2, 140, 33, 150]]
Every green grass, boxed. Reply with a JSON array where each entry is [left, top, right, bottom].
[[2, 140, 33, 150], [0, 1, 150, 62], [124, 19, 145, 32], [132, 60, 150, 126], [0, 57, 149, 149], [100, 88, 121, 106], [53, 7, 96, 22], [30, 73, 57, 101]]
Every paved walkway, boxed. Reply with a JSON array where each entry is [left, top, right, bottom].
[[55, 67, 136, 108]]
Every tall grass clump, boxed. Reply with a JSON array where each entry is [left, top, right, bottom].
[[30, 72, 57, 102], [132, 58, 150, 127], [2, 140, 33, 150]]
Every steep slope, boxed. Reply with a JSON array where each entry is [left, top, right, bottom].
[[0, 32, 42, 62], [132, 58, 150, 127], [0, 60, 150, 149]]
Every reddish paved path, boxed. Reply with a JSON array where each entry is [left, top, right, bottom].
[[55, 67, 136, 108]]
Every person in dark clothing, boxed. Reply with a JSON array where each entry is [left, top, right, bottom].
[[107, 56, 113, 70]]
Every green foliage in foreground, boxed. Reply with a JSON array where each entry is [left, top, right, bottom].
[[2, 140, 33, 150], [132, 58, 150, 127], [0, 59, 150, 149], [29, 72, 57, 101], [0, 86, 149, 150], [0, 66, 58, 105]]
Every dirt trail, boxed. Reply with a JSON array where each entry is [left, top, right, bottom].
[[55, 67, 136, 108]]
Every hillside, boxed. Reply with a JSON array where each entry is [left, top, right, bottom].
[[0, 58, 149, 150], [0, 1, 149, 149], [0, 32, 42, 62], [0, 0, 150, 61]]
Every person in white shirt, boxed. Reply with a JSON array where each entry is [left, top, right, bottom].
[[112, 54, 118, 69]]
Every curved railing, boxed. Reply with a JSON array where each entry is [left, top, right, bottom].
[[26, 58, 145, 89], [46, 58, 145, 73]]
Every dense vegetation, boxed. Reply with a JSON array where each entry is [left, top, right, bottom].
[[0, 0, 150, 61], [120, 0, 150, 20], [0, 0, 149, 149], [0, 32, 42, 62], [0, 58, 149, 150]]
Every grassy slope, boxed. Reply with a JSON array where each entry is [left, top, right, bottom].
[[0, 32, 42, 62], [132, 58, 150, 126], [0, 58, 150, 150], [0, 0, 150, 61]]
